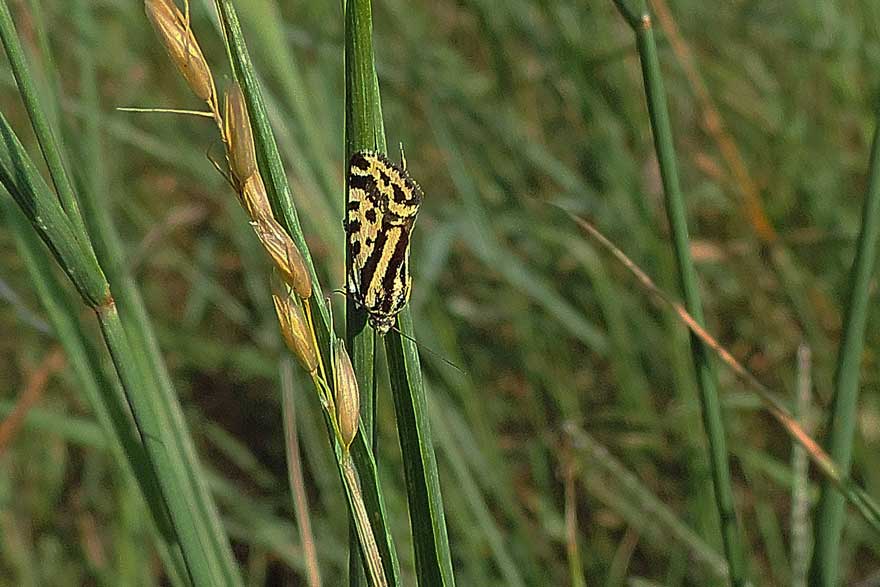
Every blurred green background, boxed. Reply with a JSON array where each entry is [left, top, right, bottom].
[[1, 0, 880, 584]]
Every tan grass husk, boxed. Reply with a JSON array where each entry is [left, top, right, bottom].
[[333, 340, 360, 450], [223, 83, 258, 186], [145, 0, 215, 103], [239, 173, 272, 220], [272, 287, 318, 374], [253, 212, 312, 299]]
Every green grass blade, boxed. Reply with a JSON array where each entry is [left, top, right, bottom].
[[72, 4, 242, 584], [344, 0, 383, 581], [0, 0, 86, 237], [0, 116, 223, 585], [215, 4, 401, 585], [1, 198, 189, 585], [344, 0, 455, 583], [385, 313, 456, 586], [0, 113, 107, 307], [810, 108, 880, 587], [613, 2, 748, 584]]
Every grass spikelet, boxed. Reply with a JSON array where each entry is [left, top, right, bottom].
[[223, 82, 258, 186], [253, 212, 312, 299], [239, 172, 272, 220], [272, 285, 318, 374], [144, 0, 215, 104], [333, 339, 360, 450]]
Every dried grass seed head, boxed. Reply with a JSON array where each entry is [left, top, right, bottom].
[[272, 286, 318, 374], [333, 339, 360, 449], [254, 213, 312, 299], [240, 172, 272, 219], [223, 83, 258, 185], [145, 0, 215, 103]]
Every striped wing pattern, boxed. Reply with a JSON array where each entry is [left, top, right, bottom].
[[345, 150, 423, 334]]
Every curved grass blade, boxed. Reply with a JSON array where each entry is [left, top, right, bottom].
[[73, 3, 242, 583], [0, 111, 220, 587], [1, 198, 189, 585]]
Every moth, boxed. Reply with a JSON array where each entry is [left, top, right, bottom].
[[345, 150, 424, 335]]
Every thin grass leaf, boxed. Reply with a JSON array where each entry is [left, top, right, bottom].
[[344, 0, 384, 582], [611, 2, 749, 583], [0, 0, 87, 237], [73, 4, 242, 583], [343, 0, 455, 583], [214, 4, 401, 585], [0, 197, 189, 586], [811, 107, 880, 587]]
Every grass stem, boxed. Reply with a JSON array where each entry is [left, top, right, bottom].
[[810, 106, 880, 587]]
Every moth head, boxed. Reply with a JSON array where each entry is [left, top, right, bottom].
[[369, 314, 395, 336]]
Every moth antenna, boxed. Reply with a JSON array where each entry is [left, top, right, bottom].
[[333, 288, 463, 373], [388, 323, 465, 375], [399, 142, 407, 171]]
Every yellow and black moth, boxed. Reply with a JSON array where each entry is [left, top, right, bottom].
[[345, 150, 423, 335]]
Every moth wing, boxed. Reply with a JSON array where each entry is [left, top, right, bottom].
[[346, 151, 386, 300]]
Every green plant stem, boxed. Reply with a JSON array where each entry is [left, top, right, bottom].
[[1, 198, 188, 585], [810, 110, 880, 587], [0, 0, 87, 237], [344, 1, 383, 582], [345, 0, 382, 444], [619, 3, 748, 584], [214, 3, 401, 585], [73, 3, 241, 584], [343, 0, 455, 583], [95, 304, 215, 587]]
